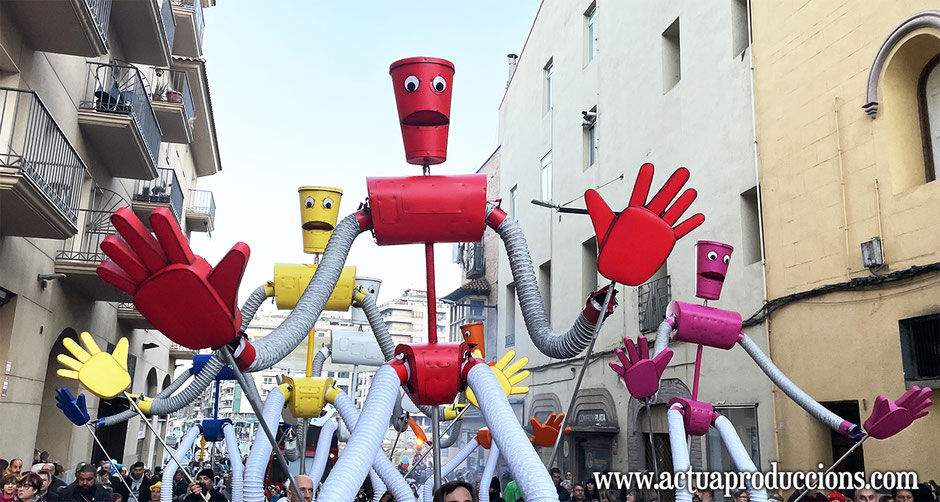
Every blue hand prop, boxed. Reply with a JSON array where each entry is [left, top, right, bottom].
[[55, 387, 91, 426]]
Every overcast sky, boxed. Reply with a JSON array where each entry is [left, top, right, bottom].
[[190, 1, 540, 306]]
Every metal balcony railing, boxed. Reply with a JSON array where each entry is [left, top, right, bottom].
[[464, 241, 485, 279], [638, 275, 671, 333], [172, 0, 204, 49], [188, 189, 215, 218], [147, 67, 194, 120], [134, 167, 184, 221], [0, 88, 86, 226], [87, 0, 114, 50], [80, 62, 162, 167], [160, 0, 176, 54], [56, 209, 117, 263]]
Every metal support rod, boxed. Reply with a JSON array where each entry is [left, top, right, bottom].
[[405, 405, 470, 478], [644, 398, 662, 502], [431, 405, 442, 493], [299, 418, 308, 476], [388, 428, 402, 460], [219, 348, 304, 502], [793, 435, 868, 502], [124, 393, 208, 502], [425, 243, 438, 344], [85, 423, 140, 502], [547, 280, 617, 468]]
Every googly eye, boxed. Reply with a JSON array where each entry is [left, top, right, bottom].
[[463, 331, 470, 337], [370, 288, 375, 294], [707, 251, 718, 261], [431, 76, 446, 92], [404, 76, 419, 92], [723, 255, 730, 264], [322, 197, 334, 209], [304, 197, 314, 208]]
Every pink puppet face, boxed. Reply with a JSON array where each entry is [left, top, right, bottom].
[[695, 240, 733, 300], [389, 57, 455, 166]]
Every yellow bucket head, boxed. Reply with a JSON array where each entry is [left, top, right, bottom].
[[299, 186, 343, 254]]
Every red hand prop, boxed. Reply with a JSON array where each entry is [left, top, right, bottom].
[[863, 386, 932, 439], [475, 428, 493, 450], [529, 412, 569, 447], [585, 163, 704, 286], [609, 335, 673, 399], [97, 207, 249, 350]]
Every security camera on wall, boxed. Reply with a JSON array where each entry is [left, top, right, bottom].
[[581, 110, 597, 127]]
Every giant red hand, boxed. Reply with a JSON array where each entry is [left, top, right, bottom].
[[97, 207, 249, 350], [609, 335, 673, 399], [529, 412, 570, 447], [862, 386, 932, 439], [585, 163, 704, 286]]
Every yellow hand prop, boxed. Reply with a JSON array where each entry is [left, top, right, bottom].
[[127, 394, 154, 413], [57, 332, 131, 399], [466, 350, 530, 407], [443, 403, 468, 420]]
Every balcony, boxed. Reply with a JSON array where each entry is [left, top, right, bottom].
[[464, 241, 485, 279], [55, 208, 130, 302], [5, 0, 111, 57], [116, 303, 153, 330], [78, 63, 162, 181], [111, 0, 175, 66], [169, 343, 196, 360], [638, 275, 671, 333], [171, 58, 220, 176], [186, 189, 215, 233], [131, 167, 184, 225], [146, 68, 194, 144], [171, 0, 204, 58], [0, 88, 86, 239]]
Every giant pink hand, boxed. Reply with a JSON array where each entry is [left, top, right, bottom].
[[609, 335, 673, 399], [863, 386, 932, 439]]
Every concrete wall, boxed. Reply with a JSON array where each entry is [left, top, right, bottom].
[[751, 1, 940, 476], [496, 0, 773, 478]]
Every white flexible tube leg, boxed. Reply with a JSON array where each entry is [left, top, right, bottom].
[[467, 364, 556, 502], [668, 405, 692, 502], [162, 425, 201, 502], [307, 419, 338, 489], [478, 443, 500, 502], [369, 470, 386, 502], [243, 388, 287, 502], [318, 364, 400, 502], [714, 416, 767, 502], [331, 391, 412, 502], [421, 439, 479, 502], [223, 423, 245, 502]]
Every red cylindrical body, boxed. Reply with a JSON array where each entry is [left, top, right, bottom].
[[395, 342, 469, 405], [389, 57, 455, 166], [666, 301, 742, 350], [669, 398, 717, 437], [366, 175, 486, 245]]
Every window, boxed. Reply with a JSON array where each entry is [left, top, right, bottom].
[[582, 237, 598, 300], [540, 151, 552, 201], [505, 283, 516, 347], [338, 371, 350, 378], [918, 55, 939, 182], [413, 311, 424, 319], [586, 4, 597, 63], [584, 106, 598, 169], [731, 0, 750, 57], [662, 18, 681, 93], [740, 186, 763, 265], [544, 59, 554, 113], [539, 260, 551, 319], [705, 406, 760, 472], [510, 185, 518, 219], [899, 314, 940, 387], [588, 123, 597, 166]]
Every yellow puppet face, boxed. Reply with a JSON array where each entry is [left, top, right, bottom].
[[299, 186, 343, 254]]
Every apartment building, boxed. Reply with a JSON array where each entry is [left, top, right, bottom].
[[496, 0, 772, 481], [0, 0, 221, 469], [751, 2, 940, 476]]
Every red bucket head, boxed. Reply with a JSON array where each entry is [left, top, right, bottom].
[[389, 57, 455, 166], [695, 240, 734, 301]]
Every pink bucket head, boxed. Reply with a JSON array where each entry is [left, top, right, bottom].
[[389, 57, 455, 166], [696, 240, 733, 301]]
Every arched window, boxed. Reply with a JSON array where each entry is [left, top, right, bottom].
[[918, 55, 940, 182]]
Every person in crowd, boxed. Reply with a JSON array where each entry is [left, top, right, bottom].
[[856, 489, 879, 502], [284, 476, 313, 502], [149, 483, 160, 502], [114, 462, 152, 502], [733, 490, 751, 502], [879, 496, 893, 502], [432, 480, 475, 502], [31, 453, 39, 469], [694, 487, 715, 502], [95, 471, 110, 490], [584, 480, 601, 502], [488, 476, 503, 502], [572, 483, 586, 502], [892, 490, 914, 502], [0, 462, 9, 477], [183, 470, 225, 502], [59, 465, 112, 502], [36, 471, 57, 502], [624, 489, 646, 502], [171, 471, 187, 502], [35, 467, 63, 497], [551, 468, 571, 502], [829, 492, 846, 502], [789, 477, 828, 502], [502, 480, 521, 502], [3, 474, 18, 502], [5, 460, 24, 479], [16, 473, 44, 502]]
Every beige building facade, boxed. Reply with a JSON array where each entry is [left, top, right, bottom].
[[751, 2, 940, 477], [0, 0, 222, 469]]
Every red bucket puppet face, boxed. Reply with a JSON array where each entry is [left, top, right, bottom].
[[389, 57, 455, 166], [695, 240, 733, 301]]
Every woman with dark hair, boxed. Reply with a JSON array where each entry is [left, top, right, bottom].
[[15, 473, 44, 502], [489, 476, 505, 502], [2, 474, 18, 502], [585, 480, 602, 502]]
